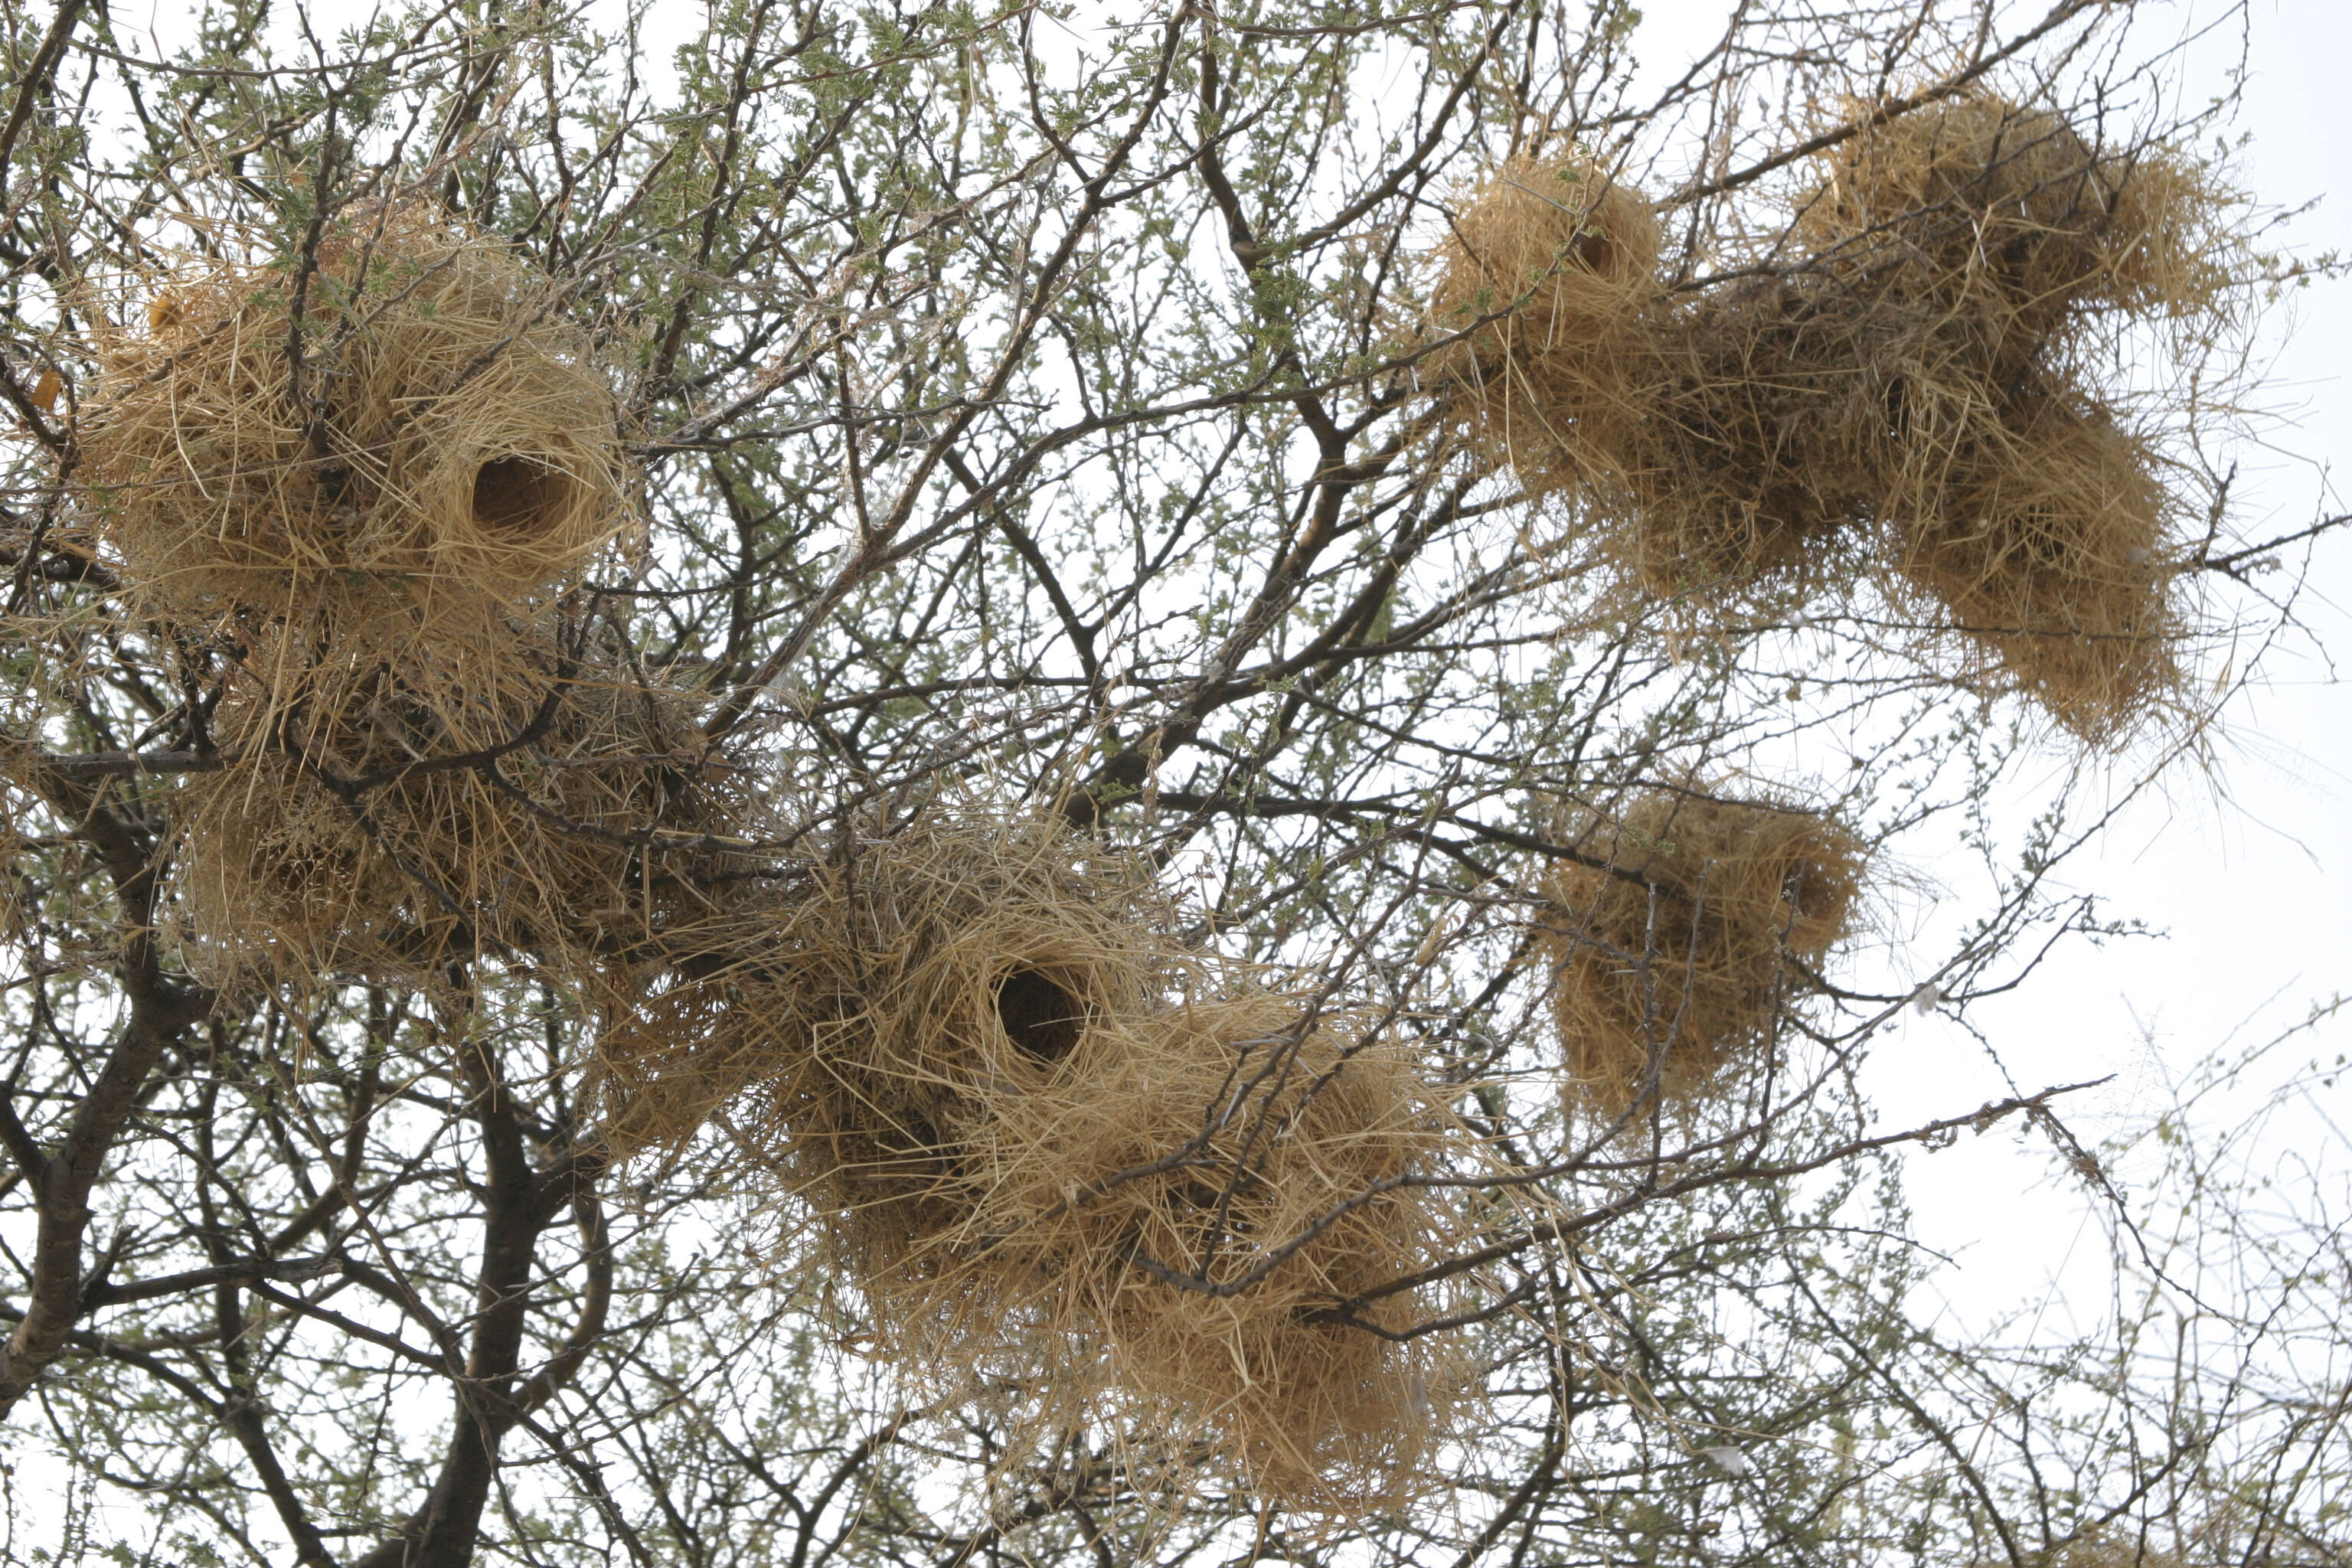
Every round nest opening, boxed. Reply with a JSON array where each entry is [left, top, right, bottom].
[[470, 456, 580, 538], [994, 964, 1089, 1064], [78, 202, 631, 619], [1537, 787, 1864, 1121]]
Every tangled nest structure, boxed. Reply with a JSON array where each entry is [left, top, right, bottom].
[[1430, 92, 2234, 741], [82, 204, 629, 618], [72, 204, 1478, 1511], [1537, 788, 1864, 1120], [75, 206, 734, 991], [169, 607, 741, 988], [586, 816, 1473, 1509]]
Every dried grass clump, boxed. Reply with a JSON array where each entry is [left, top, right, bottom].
[[1785, 91, 2225, 735], [586, 815, 1472, 1510], [1426, 156, 1865, 594], [586, 814, 1184, 1252], [79, 204, 629, 619], [668, 818, 1179, 1251], [961, 991, 1471, 1509], [168, 610, 737, 988], [1537, 788, 1862, 1118], [1606, 280, 1883, 593], [1801, 93, 2228, 352], [1428, 155, 1660, 494], [1420, 97, 2231, 740], [1887, 394, 2177, 741]]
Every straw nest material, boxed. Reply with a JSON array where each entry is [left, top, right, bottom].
[[1787, 93, 2217, 739], [1426, 96, 2229, 737], [1537, 788, 1863, 1119], [1426, 151, 1881, 594], [78, 204, 629, 619], [1798, 93, 2227, 354], [1886, 391, 2178, 740], [1425, 157, 1878, 596], [1427, 155, 1660, 496], [586, 815, 1472, 1508], [168, 607, 742, 988], [1606, 279, 1885, 593]]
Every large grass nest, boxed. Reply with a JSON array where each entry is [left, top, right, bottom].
[[1606, 278, 1887, 595], [1426, 154, 1660, 497], [587, 814, 1475, 1510], [1426, 152, 1880, 595], [1797, 92, 2229, 355], [168, 606, 750, 989], [1796, 92, 2218, 740], [78, 202, 630, 619], [1425, 96, 2231, 741], [1885, 390, 2180, 741], [1537, 787, 1863, 1121]]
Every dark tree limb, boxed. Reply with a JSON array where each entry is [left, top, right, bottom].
[[0, 780, 211, 1419]]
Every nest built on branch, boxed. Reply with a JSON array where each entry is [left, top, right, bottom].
[[74, 201, 1476, 1508], [78, 204, 630, 619], [1429, 152, 1884, 595], [168, 609, 747, 989], [1427, 95, 2233, 739], [1796, 92, 2225, 355], [587, 814, 1472, 1510], [1795, 91, 2223, 739], [1886, 391, 2178, 740], [1609, 279, 1886, 594], [1537, 788, 1863, 1119], [1427, 154, 1659, 498]]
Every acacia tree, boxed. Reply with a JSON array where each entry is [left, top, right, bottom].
[[0, 0, 2344, 1564]]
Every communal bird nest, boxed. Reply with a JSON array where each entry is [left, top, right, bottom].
[[1537, 788, 1864, 1120], [1797, 91, 2229, 354], [78, 204, 632, 619], [1421, 95, 2235, 741], [1426, 152, 1880, 595], [168, 608, 746, 990], [1426, 154, 1659, 498], [586, 814, 1473, 1510], [1791, 93, 2222, 741], [1607, 280, 1886, 595], [1887, 391, 2180, 741]]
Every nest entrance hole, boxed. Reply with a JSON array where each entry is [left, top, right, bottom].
[[472, 456, 572, 537], [995, 968, 1083, 1064]]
